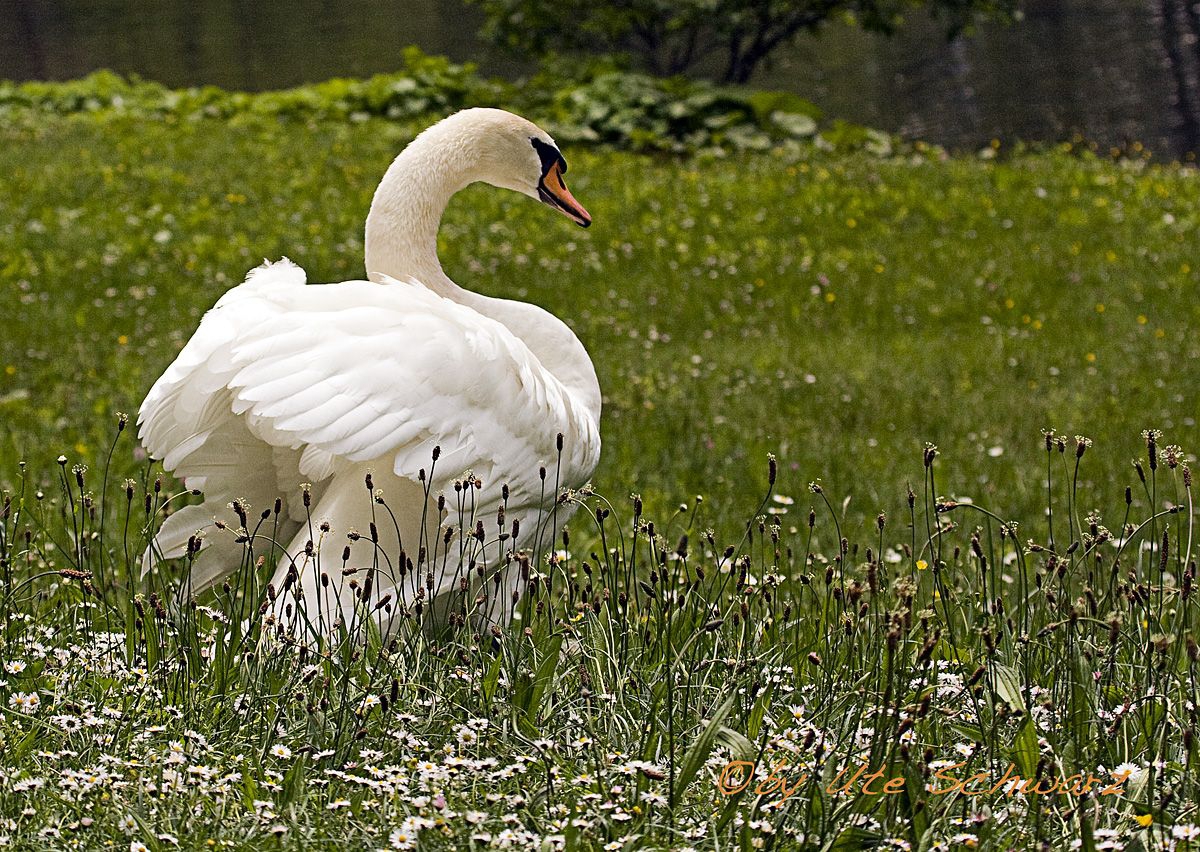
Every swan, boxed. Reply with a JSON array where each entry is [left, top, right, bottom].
[[137, 108, 602, 639]]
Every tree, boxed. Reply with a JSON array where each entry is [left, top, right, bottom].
[[1153, 0, 1200, 155], [470, 0, 1019, 84]]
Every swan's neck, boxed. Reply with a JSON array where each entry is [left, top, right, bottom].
[[364, 135, 466, 291], [362, 126, 602, 422]]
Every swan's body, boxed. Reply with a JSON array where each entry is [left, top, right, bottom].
[[138, 109, 601, 637]]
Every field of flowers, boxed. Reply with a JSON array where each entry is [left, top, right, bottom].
[[1, 75, 1200, 850]]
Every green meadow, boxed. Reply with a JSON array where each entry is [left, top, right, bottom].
[[3, 112, 1199, 527], [1, 94, 1199, 850]]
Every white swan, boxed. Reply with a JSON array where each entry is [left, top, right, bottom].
[[137, 108, 601, 638]]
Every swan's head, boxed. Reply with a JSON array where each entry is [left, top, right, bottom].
[[442, 108, 592, 228]]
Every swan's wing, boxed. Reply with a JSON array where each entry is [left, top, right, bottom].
[[140, 259, 312, 506], [141, 258, 599, 521], [138, 260, 316, 586], [222, 274, 598, 498]]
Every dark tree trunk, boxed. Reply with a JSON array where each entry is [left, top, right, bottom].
[[177, 2, 202, 83], [667, 26, 703, 76], [1155, 0, 1200, 155], [230, 0, 264, 89], [630, 20, 666, 76], [728, 54, 757, 84], [723, 28, 748, 83], [11, 0, 47, 78], [1181, 0, 1200, 103]]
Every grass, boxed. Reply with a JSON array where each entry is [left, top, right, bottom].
[[1, 106, 1199, 849]]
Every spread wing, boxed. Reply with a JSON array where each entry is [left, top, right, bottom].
[[138, 259, 599, 589]]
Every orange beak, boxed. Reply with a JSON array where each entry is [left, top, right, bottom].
[[538, 160, 591, 228]]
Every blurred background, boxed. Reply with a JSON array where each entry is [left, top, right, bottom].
[[4, 0, 1200, 160]]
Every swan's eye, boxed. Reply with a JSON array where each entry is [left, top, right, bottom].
[[530, 137, 566, 177]]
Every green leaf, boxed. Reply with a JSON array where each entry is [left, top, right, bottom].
[[1013, 718, 1038, 779], [772, 111, 818, 138], [672, 693, 737, 802], [517, 632, 564, 736], [992, 663, 1026, 712], [715, 726, 756, 761], [825, 826, 882, 851]]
